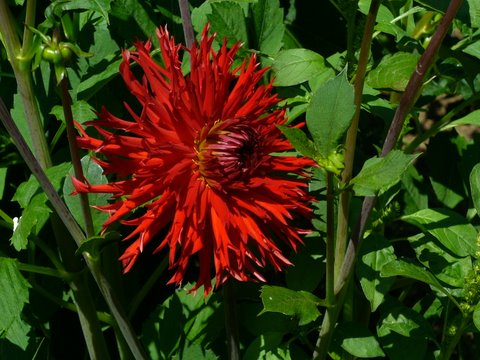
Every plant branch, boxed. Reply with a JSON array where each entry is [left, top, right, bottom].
[[335, 0, 382, 282], [178, 0, 194, 48]]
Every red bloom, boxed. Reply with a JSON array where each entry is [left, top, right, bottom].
[[72, 25, 312, 294]]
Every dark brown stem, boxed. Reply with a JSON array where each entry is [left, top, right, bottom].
[[178, 0, 195, 48], [59, 76, 95, 237]]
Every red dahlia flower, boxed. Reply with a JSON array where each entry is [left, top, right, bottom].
[[72, 24, 313, 294]]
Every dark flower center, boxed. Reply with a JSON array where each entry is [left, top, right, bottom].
[[196, 120, 261, 190]]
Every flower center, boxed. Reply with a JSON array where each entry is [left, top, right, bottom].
[[196, 120, 261, 190]]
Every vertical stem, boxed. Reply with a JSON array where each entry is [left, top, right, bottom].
[[21, 0, 36, 53], [223, 280, 240, 360], [334, 0, 382, 284], [0, 0, 52, 169], [326, 172, 335, 306], [178, 0, 194, 48], [59, 76, 95, 237]]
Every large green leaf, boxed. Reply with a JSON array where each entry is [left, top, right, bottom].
[[272, 49, 329, 87], [306, 71, 355, 158], [381, 258, 446, 292], [350, 151, 418, 196], [357, 235, 396, 311], [0, 258, 31, 350], [260, 285, 323, 326], [367, 52, 419, 91], [401, 165, 428, 215], [409, 234, 472, 288], [252, 0, 284, 55], [335, 322, 385, 358], [208, 2, 249, 47], [402, 208, 477, 257]]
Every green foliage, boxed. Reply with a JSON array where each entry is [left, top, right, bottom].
[[260, 285, 323, 326], [0, 258, 31, 350], [2, 0, 480, 358], [351, 151, 419, 196]]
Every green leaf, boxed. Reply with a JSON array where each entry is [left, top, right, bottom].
[[12, 162, 71, 209], [208, 2, 249, 47], [468, 0, 480, 27], [470, 163, 480, 218], [306, 70, 355, 159], [260, 285, 323, 326], [335, 322, 385, 358], [377, 299, 432, 360], [76, 58, 122, 100], [278, 125, 316, 158], [48, 0, 111, 23], [357, 235, 396, 312], [63, 156, 110, 234], [367, 52, 419, 91], [142, 284, 222, 359], [11, 194, 51, 251], [350, 151, 418, 197], [244, 332, 291, 360], [442, 109, 480, 130], [252, 0, 285, 55], [0, 258, 31, 350], [409, 234, 472, 288], [272, 49, 328, 87], [173, 343, 218, 360], [401, 208, 477, 257], [50, 100, 96, 125], [381, 258, 447, 292]]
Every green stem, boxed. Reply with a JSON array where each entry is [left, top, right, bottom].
[[0, 0, 52, 169], [31, 280, 114, 325], [17, 262, 67, 278], [223, 280, 240, 360], [334, 0, 382, 283], [21, 0, 36, 54]]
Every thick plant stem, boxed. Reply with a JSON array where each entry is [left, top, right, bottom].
[[178, 0, 195, 48], [334, 0, 382, 282], [0, 0, 51, 169], [0, 98, 149, 360], [223, 281, 240, 360]]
